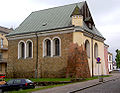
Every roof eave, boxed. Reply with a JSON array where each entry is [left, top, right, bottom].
[[6, 25, 74, 37]]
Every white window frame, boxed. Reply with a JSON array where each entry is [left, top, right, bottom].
[[26, 39, 33, 58], [85, 40, 90, 58], [52, 36, 61, 57], [18, 40, 26, 59], [94, 43, 98, 59], [43, 37, 52, 57]]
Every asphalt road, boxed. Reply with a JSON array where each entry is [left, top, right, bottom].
[[76, 78, 120, 93]]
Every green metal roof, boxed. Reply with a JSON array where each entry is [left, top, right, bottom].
[[8, 1, 104, 39], [82, 22, 104, 38], [9, 2, 84, 35]]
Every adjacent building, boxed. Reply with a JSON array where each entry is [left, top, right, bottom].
[[108, 52, 113, 72], [113, 61, 117, 70], [0, 26, 13, 75], [7, 1, 107, 78], [104, 44, 109, 74]]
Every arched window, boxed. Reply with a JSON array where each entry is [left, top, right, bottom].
[[44, 39, 51, 56], [85, 40, 90, 57], [94, 43, 98, 58], [18, 42, 25, 59], [26, 41, 33, 58], [110, 64, 111, 70], [53, 38, 60, 56]]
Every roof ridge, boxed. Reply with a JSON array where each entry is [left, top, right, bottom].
[[32, 1, 85, 13]]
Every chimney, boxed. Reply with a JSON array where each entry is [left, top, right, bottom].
[[72, 15, 83, 27], [71, 5, 83, 27]]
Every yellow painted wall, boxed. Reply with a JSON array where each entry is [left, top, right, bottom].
[[0, 33, 8, 74], [72, 15, 83, 27], [0, 34, 8, 46], [73, 32, 106, 76], [93, 40, 106, 75]]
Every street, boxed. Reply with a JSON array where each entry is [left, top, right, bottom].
[[76, 78, 120, 93]]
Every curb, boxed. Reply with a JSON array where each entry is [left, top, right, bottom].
[[69, 82, 101, 93], [69, 77, 119, 93]]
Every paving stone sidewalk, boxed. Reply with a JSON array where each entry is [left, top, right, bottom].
[[32, 73, 120, 93]]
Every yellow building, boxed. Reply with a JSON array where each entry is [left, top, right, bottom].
[[0, 26, 12, 75]]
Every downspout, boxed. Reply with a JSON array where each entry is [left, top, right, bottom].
[[35, 32, 38, 78], [91, 35, 94, 77]]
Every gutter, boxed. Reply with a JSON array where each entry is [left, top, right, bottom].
[[6, 25, 74, 37], [91, 35, 94, 77], [35, 32, 38, 78]]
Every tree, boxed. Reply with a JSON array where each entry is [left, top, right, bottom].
[[66, 43, 91, 78], [115, 49, 120, 68]]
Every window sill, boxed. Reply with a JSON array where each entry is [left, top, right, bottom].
[[26, 57, 33, 59], [43, 56, 51, 58], [43, 55, 61, 58], [18, 57, 25, 60], [53, 55, 61, 57]]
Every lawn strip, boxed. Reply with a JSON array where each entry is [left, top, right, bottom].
[[8, 75, 112, 93]]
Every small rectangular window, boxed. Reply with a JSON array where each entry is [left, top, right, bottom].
[[89, 23, 92, 29]]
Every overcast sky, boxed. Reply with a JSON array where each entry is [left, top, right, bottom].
[[0, 0, 120, 60]]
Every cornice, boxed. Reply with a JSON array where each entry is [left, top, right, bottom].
[[7, 28, 74, 40]]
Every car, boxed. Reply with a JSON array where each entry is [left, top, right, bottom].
[[0, 79, 35, 92]]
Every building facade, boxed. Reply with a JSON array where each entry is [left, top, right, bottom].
[[0, 26, 12, 75], [7, 1, 107, 78], [104, 44, 109, 74], [113, 61, 117, 70], [108, 52, 113, 72]]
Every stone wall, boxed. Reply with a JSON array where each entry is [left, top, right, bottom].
[[7, 32, 73, 78], [38, 32, 73, 78], [7, 38, 37, 78]]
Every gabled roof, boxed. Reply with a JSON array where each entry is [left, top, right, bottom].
[[8, 1, 104, 39]]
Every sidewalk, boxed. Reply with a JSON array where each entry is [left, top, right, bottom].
[[32, 73, 120, 93]]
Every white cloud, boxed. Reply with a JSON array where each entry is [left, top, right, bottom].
[[0, 0, 53, 28]]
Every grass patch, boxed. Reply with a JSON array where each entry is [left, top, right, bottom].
[[3, 78, 71, 82], [4, 78, 12, 82], [4, 75, 111, 82], [85, 75, 112, 81]]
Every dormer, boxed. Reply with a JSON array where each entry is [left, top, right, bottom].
[[71, 5, 83, 27]]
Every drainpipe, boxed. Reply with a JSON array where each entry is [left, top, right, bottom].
[[91, 35, 94, 77], [35, 32, 38, 78]]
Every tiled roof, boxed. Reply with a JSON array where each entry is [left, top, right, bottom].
[[8, 1, 104, 39], [0, 26, 13, 34]]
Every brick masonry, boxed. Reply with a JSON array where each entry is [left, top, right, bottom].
[[7, 37, 37, 78], [7, 32, 73, 78]]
